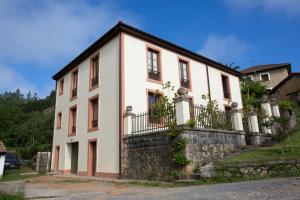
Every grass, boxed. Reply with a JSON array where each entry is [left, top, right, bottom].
[[0, 192, 24, 200], [220, 107, 300, 164], [1, 166, 39, 182]]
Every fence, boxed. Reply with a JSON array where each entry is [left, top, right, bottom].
[[192, 104, 233, 131], [131, 107, 175, 134]]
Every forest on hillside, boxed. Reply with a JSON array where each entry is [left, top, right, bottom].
[[0, 89, 55, 160]]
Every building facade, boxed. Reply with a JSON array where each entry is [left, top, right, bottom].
[[51, 22, 243, 178], [241, 63, 291, 90]]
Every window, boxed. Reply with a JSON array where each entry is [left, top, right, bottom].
[[221, 75, 231, 99], [179, 60, 190, 88], [58, 79, 64, 95], [148, 92, 161, 123], [147, 48, 161, 81], [57, 112, 62, 129], [69, 106, 77, 135], [260, 73, 270, 82], [71, 70, 78, 98], [224, 106, 231, 113], [88, 96, 99, 131], [90, 56, 99, 89]]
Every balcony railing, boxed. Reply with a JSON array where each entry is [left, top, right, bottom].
[[71, 126, 76, 133], [180, 79, 190, 88], [72, 88, 77, 98], [92, 119, 98, 128], [148, 71, 160, 80], [91, 76, 98, 87]]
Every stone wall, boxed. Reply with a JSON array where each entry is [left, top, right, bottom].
[[215, 160, 300, 178], [122, 127, 244, 180]]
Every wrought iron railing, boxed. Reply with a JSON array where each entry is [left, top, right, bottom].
[[72, 88, 77, 98], [91, 76, 98, 87], [180, 79, 190, 88], [131, 107, 175, 134], [148, 71, 160, 80], [192, 104, 233, 130]]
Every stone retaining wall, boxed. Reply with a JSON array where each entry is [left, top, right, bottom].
[[121, 127, 244, 180], [215, 160, 300, 178]]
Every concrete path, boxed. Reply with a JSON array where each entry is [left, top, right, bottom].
[[24, 176, 300, 200]]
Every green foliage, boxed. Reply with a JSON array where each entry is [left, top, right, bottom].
[[172, 138, 188, 153], [171, 170, 180, 179], [173, 152, 190, 166], [0, 89, 55, 160], [185, 118, 195, 128], [279, 100, 296, 111], [197, 95, 232, 130], [0, 192, 25, 200], [241, 78, 267, 109]]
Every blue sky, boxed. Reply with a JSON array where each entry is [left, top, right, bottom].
[[1, 0, 300, 97]]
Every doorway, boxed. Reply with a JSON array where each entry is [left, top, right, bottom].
[[70, 142, 79, 174], [88, 140, 97, 176], [54, 146, 60, 171]]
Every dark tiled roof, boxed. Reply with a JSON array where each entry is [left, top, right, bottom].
[[0, 140, 6, 154], [241, 63, 291, 74], [52, 21, 242, 80], [270, 73, 300, 94]]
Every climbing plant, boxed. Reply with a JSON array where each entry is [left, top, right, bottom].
[[152, 81, 190, 179]]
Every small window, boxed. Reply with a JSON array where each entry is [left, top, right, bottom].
[[148, 92, 161, 123], [147, 49, 161, 81], [58, 79, 64, 95], [71, 70, 78, 98], [260, 73, 270, 82], [221, 75, 231, 99], [179, 60, 190, 88], [69, 106, 77, 135], [90, 56, 99, 88], [88, 96, 99, 130], [57, 112, 62, 129]]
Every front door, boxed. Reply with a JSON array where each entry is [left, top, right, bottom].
[[88, 141, 97, 176], [54, 146, 60, 171], [71, 142, 78, 174]]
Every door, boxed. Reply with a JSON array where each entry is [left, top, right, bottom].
[[71, 142, 78, 174], [88, 141, 97, 176], [54, 146, 60, 171]]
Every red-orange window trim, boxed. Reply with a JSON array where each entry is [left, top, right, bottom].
[[56, 112, 62, 129], [178, 56, 192, 91], [146, 44, 163, 84], [68, 104, 77, 136], [70, 68, 79, 101], [220, 73, 231, 100], [88, 94, 99, 132], [58, 79, 64, 96], [89, 54, 99, 91], [87, 138, 97, 176]]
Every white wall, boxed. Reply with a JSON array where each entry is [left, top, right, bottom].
[[123, 33, 242, 113], [51, 35, 120, 174], [0, 155, 5, 178]]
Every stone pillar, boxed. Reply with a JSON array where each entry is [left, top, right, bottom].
[[124, 106, 135, 135], [261, 109, 272, 135], [248, 106, 261, 145], [174, 88, 190, 125], [231, 102, 246, 147], [261, 95, 272, 117], [36, 152, 51, 173], [271, 97, 280, 118]]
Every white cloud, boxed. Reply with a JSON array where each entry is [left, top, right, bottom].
[[199, 34, 249, 64], [224, 0, 300, 17], [0, 0, 141, 66], [0, 65, 37, 94]]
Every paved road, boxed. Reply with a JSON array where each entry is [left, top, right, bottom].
[[25, 176, 300, 200]]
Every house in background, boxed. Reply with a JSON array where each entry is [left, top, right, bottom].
[[0, 140, 6, 179], [51, 22, 243, 178], [241, 63, 291, 90], [270, 73, 300, 105]]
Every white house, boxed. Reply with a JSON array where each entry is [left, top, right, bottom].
[[0, 140, 6, 178], [51, 22, 243, 178]]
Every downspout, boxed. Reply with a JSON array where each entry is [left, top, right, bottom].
[[206, 64, 211, 101]]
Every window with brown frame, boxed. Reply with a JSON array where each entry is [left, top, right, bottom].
[[147, 49, 160, 81], [88, 96, 99, 130], [179, 60, 190, 88], [90, 56, 99, 88], [57, 112, 62, 129], [221, 75, 231, 99], [148, 92, 161, 123], [58, 79, 64, 95], [69, 106, 77, 135], [71, 71, 78, 98]]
